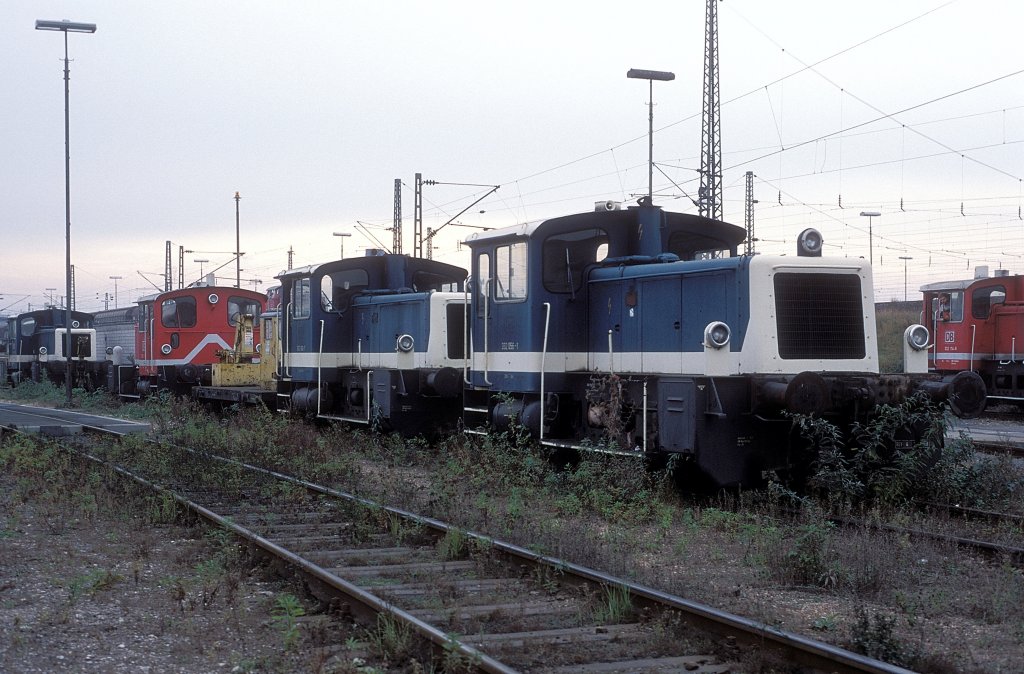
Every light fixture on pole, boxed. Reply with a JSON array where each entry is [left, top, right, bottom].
[[626, 68, 675, 202], [333, 232, 352, 259], [899, 256, 913, 302], [36, 18, 96, 407], [109, 275, 122, 308], [234, 192, 241, 288], [194, 258, 209, 282], [859, 211, 881, 266]]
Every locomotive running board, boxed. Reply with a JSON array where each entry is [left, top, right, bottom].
[[317, 414, 369, 425], [540, 438, 644, 459]]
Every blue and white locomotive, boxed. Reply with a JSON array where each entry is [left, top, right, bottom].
[[461, 199, 985, 486], [276, 251, 468, 435], [1, 308, 105, 390]]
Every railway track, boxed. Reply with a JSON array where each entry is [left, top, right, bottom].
[[4, 402, 1019, 671], [3, 422, 913, 673]]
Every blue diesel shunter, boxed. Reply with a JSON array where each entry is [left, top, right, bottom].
[[276, 251, 468, 435], [2, 308, 104, 389], [462, 199, 985, 487]]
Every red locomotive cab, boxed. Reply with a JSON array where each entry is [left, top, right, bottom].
[[135, 287, 265, 394], [923, 272, 1024, 401]]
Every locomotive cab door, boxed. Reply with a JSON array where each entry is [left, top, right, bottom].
[[283, 277, 314, 379], [470, 243, 531, 389]]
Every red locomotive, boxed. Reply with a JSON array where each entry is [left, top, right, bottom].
[[105, 286, 265, 396], [922, 267, 1024, 405]]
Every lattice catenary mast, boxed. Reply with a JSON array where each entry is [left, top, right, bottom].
[[393, 178, 403, 255], [744, 171, 756, 256], [699, 0, 722, 221]]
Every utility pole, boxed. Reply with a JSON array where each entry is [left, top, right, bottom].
[[393, 178, 403, 254], [287, 246, 294, 270], [899, 256, 913, 301], [699, 0, 722, 222], [234, 191, 241, 288]]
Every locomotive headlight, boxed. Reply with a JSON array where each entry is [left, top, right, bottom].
[[703, 321, 731, 349], [38, 346, 48, 355], [208, 293, 220, 305], [905, 324, 930, 351], [161, 343, 172, 355], [797, 228, 823, 257], [396, 334, 415, 353], [71, 320, 80, 328]]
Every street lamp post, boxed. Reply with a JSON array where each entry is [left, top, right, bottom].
[[194, 258, 209, 283], [859, 211, 881, 266], [234, 192, 241, 288], [899, 256, 913, 302], [333, 232, 352, 260], [36, 18, 96, 406], [627, 68, 675, 202], [109, 275, 122, 308]]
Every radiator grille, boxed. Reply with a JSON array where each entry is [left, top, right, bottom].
[[774, 273, 865, 359]]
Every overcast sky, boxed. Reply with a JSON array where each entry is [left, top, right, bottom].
[[3, 0, 1023, 313]]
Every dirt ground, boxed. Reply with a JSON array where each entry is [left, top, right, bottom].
[[0, 483, 383, 674]]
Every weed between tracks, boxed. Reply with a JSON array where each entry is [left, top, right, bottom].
[[3, 383, 1024, 671]]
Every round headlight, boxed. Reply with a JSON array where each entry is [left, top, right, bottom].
[[38, 346, 48, 355], [71, 320, 81, 328], [704, 321, 731, 349], [905, 324, 930, 351], [797, 228, 823, 257], [397, 334, 414, 353], [161, 343, 172, 355], [208, 293, 220, 305]]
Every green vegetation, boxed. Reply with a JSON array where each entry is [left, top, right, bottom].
[[875, 302, 921, 373], [2, 382, 1021, 670], [271, 592, 306, 651]]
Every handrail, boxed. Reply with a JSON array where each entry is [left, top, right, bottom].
[[642, 380, 648, 452], [357, 338, 363, 372], [608, 329, 614, 375], [483, 278, 492, 386], [284, 303, 292, 377], [540, 302, 551, 440], [366, 370, 373, 423], [970, 324, 977, 372], [317, 319, 325, 416], [463, 286, 471, 385]]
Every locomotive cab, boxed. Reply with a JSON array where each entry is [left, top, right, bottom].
[[277, 253, 468, 435], [923, 269, 1023, 403], [121, 287, 265, 396]]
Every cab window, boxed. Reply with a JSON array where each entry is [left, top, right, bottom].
[[290, 278, 311, 319], [934, 291, 964, 322], [228, 296, 261, 326], [543, 229, 608, 293], [138, 303, 152, 333], [20, 317, 36, 336], [495, 242, 527, 301], [320, 269, 369, 312], [972, 285, 1006, 320], [162, 296, 197, 328], [475, 253, 491, 317]]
